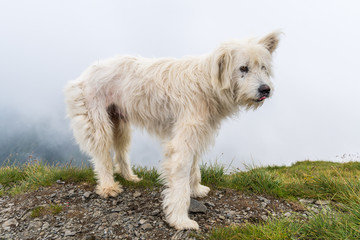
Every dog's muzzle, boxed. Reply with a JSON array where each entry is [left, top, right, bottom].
[[255, 84, 271, 102]]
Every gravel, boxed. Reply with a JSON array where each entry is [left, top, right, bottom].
[[0, 183, 322, 239]]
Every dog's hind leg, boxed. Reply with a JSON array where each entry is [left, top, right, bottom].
[[190, 157, 210, 198], [111, 105, 141, 183], [65, 82, 122, 198]]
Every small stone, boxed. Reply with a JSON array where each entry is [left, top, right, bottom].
[[219, 215, 225, 220], [56, 180, 65, 184], [299, 199, 315, 204], [139, 219, 147, 225], [64, 230, 76, 236], [2, 218, 18, 230], [261, 202, 267, 208], [111, 220, 122, 226], [246, 207, 251, 211], [189, 198, 207, 213], [315, 200, 330, 205], [141, 223, 152, 230], [150, 209, 160, 216], [84, 191, 92, 198], [311, 207, 320, 214], [69, 189, 75, 195], [261, 215, 268, 221], [226, 210, 236, 217], [284, 212, 292, 217], [133, 191, 142, 198], [112, 206, 122, 212], [205, 202, 215, 207], [21, 211, 32, 220], [28, 221, 43, 231], [258, 196, 271, 204], [0, 184, 3, 189], [42, 222, 50, 229]]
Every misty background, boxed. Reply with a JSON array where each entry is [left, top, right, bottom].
[[0, 0, 359, 168]]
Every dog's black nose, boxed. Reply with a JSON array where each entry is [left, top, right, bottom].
[[258, 84, 271, 96]]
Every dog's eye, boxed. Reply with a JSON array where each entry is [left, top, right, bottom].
[[240, 66, 248, 73], [261, 66, 267, 71]]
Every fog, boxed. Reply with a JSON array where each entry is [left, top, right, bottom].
[[0, 0, 359, 168]]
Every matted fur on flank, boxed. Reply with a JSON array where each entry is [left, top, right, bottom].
[[64, 31, 280, 230]]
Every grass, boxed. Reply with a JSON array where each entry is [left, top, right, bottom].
[[0, 159, 160, 196], [30, 204, 63, 218], [202, 204, 360, 240], [0, 160, 95, 196], [2, 159, 360, 239], [198, 160, 360, 240]]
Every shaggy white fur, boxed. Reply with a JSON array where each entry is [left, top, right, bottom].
[[64, 31, 280, 230]]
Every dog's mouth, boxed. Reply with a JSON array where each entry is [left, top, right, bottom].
[[254, 96, 267, 102]]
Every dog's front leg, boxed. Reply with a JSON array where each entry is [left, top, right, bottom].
[[161, 121, 212, 230], [161, 152, 196, 230]]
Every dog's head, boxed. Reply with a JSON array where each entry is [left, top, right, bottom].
[[210, 31, 281, 109]]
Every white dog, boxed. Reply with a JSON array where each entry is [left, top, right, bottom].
[[65, 31, 280, 230]]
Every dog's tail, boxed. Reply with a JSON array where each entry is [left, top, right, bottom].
[[64, 79, 113, 157]]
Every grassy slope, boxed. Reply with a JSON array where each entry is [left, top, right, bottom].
[[1, 160, 360, 239]]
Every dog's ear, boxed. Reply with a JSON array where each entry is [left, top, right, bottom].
[[259, 31, 281, 54], [211, 47, 233, 91]]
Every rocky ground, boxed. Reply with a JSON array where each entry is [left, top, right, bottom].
[[0, 182, 329, 240]]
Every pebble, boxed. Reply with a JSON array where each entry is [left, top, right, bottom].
[[284, 212, 292, 217], [299, 198, 315, 204], [205, 201, 215, 207], [2, 218, 18, 230], [141, 223, 152, 230], [258, 196, 271, 204], [64, 229, 77, 236], [150, 209, 160, 216], [315, 200, 330, 205], [112, 206, 122, 212], [133, 191, 142, 197], [84, 191, 92, 198], [28, 221, 43, 231], [42, 222, 50, 229], [189, 198, 207, 213]]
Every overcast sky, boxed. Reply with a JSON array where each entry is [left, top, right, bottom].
[[1, 0, 359, 168]]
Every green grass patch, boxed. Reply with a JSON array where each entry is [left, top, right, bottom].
[[115, 166, 161, 188], [229, 167, 286, 198], [0, 160, 95, 195], [2, 159, 360, 203], [30, 204, 63, 218], [200, 162, 226, 186], [203, 208, 360, 240], [200, 160, 360, 240], [0, 160, 162, 195]]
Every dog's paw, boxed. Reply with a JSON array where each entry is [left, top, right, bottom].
[[191, 184, 210, 198], [170, 218, 199, 230], [124, 174, 142, 183], [95, 183, 123, 198]]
